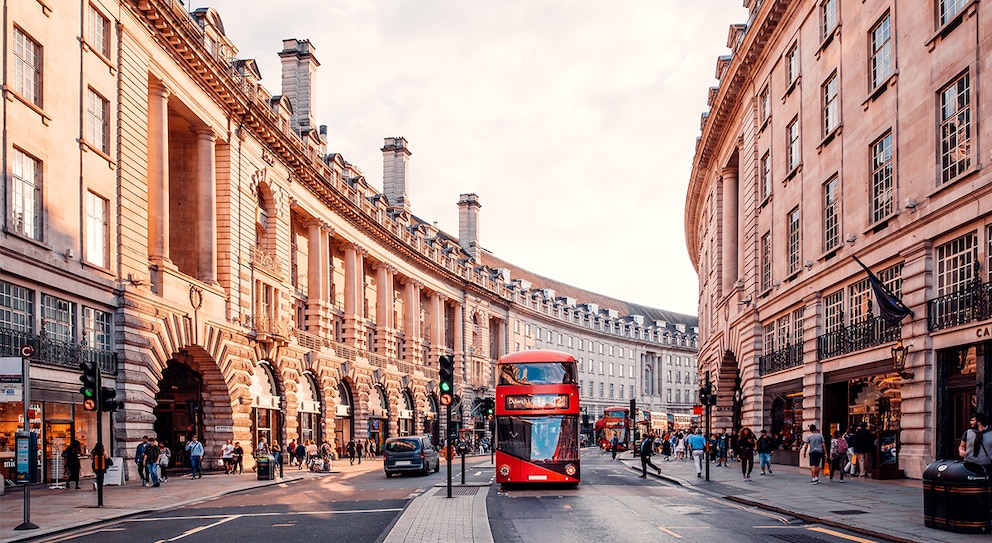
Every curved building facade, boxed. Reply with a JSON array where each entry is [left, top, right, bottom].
[[687, 0, 992, 478], [0, 1, 695, 482]]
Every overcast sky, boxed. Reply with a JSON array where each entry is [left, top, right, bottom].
[[202, 1, 748, 315]]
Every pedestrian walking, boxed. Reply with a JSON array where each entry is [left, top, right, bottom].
[[737, 427, 756, 481], [687, 428, 707, 478], [610, 435, 619, 460], [135, 436, 149, 486], [347, 439, 356, 465], [639, 433, 662, 478], [91, 442, 110, 489], [716, 430, 729, 467], [144, 437, 162, 487], [159, 440, 172, 482], [853, 422, 875, 477], [233, 442, 244, 474], [674, 432, 686, 461], [356, 439, 364, 464], [297, 439, 308, 469], [221, 439, 235, 474], [959, 412, 992, 469], [185, 434, 204, 478], [828, 430, 847, 482], [287, 440, 297, 466], [802, 424, 825, 484], [271, 441, 282, 467], [63, 439, 83, 489], [756, 429, 774, 475]]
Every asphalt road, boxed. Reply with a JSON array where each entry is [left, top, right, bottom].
[[488, 447, 886, 543]]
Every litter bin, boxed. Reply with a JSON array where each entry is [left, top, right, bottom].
[[256, 454, 275, 481], [923, 460, 991, 534]]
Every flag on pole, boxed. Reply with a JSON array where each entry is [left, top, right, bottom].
[[852, 255, 913, 324]]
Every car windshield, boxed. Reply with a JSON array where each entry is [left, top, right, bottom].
[[385, 439, 418, 453]]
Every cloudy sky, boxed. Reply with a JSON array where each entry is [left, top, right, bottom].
[[203, 1, 748, 315]]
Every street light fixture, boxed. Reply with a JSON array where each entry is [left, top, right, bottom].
[[891, 340, 913, 380]]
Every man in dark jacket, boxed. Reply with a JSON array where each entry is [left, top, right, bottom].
[[639, 433, 662, 478], [853, 422, 874, 477], [143, 438, 161, 487]]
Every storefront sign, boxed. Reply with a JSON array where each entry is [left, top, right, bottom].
[[0, 357, 22, 382], [0, 383, 23, 402], [104, 457, 125, 486], [213, 425, 233, 432], [975, 325, 992, 338]]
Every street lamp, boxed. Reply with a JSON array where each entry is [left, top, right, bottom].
[[891, 340, 913, 380]]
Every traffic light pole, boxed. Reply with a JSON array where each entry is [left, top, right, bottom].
[[704, 371, 711, 482], [445, 403, 452, 498]]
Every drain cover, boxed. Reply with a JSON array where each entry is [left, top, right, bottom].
[[434, 486, 481, 497]]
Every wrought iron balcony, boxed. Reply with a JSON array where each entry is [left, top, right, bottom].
[[928, 279, 992, 331], [816, 316, 901, 360], [758, 343, 803, 376], [0, 326, 117, 374]]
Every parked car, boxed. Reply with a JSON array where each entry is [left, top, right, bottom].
[[383, 435, 440, 477]]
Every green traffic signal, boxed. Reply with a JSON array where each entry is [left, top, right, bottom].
[[79, 361, 99, 411]]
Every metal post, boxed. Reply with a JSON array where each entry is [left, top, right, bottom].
[[704, 371, 711, 482], [15, 347, 38, 530], [445, 403, 452, 498]]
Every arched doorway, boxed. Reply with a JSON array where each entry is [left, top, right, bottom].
[[250, 362, 282, 454], [368, 384, 390, 453], [334, 381, 354, 458], [398, 390, 415, 436], [424, 394, 439, 445], [154, 360, 204, 468], [297, 373, 321, 446]]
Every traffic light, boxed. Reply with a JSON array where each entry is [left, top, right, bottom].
[[100, 386, 124, 412], [699, 383, 716, 406], [483, 398, 495, 418], [438, 355, 454, 406], [79, 361, 99, 412]]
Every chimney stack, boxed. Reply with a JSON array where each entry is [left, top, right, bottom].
[[458, 193, 481, 261], [382, 137, 411, 210], [279, 38, 319, 135]]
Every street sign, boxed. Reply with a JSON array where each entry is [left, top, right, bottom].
[[19, 345, 34, 358]]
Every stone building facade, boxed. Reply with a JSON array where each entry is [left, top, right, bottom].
[[686, 0, 992, 478], [0, 1, 695, 482]]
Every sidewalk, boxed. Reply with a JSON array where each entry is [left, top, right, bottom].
[[619, 452, 984, 543]]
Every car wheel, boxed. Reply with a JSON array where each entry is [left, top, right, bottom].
[[384, 471, 393, 478], [434, 460, 440, 473]]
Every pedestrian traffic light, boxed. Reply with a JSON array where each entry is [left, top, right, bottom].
[[438, 355, 454, 406], [79, 361, 99, 412], [100, 386, 124, 412]]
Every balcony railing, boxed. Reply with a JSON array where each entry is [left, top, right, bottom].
[[928, 279, 992, 331], [816, 316, 901, 360], [758, 343, 803, 376], [0, 327, 117, 374]]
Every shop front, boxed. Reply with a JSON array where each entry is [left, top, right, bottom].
[[765, 379, 803, 467], [935, 341, 991, 460]]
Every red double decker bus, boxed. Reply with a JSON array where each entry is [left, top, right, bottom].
[[495, 350, 580, 485], [596, 406, 630, 450]]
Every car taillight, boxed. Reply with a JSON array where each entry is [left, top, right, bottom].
[[420, 451, 425, 461]]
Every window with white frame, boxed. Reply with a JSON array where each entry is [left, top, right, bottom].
[[667, 389, 672, 402], [761, 231, 772, 291], [599, 361, 604, 374], [667, 370, 672, 382], [619, 386, 624, 399], [599, 382, 604, 398], [14, 28, 42, 106], [0, 281, 34, 332], [786, 43, 800, 86], [870, 14, 893, 89], [824, 289, 844, 332], [763, 322, 775, 354], [792, 307, 805, 343], [940, 0, 968, 26], [42, 294, 76, 344], [936, 232, 977, 296], [760, 85, 771, 125], [87, 4, 111, 57], [609, 363, 615, 376], [618, 364, 623, 377], [86, 88, 110, 153], [760, 151, 772, 201], [871, 131, 894, 223], [777, 315, 791, 350], [787, 117, 800, 171], [821, 0, 838, 39], [10, 148, 42, 240], [823, 176, 840, 252], [823, 72, 839, 135], [939, 72, 971, 184], [85, 191, 109, 268], [788, 207, 801, 275], [848, 277, 872, 325], [83, 307, 112, 350]]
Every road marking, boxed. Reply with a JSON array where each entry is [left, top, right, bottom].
[[658, 526, 683, 538], [125, 507, 405, 523], [807, 526, 881, 543], [165, 514, 241, 541], [711, 498, 792, 523]]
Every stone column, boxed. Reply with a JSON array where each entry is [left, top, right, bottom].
[[307, 221, 324, 303], [195, 127, 217, 284], [721, 166, 739, 295], [148, 81, 171, 264]]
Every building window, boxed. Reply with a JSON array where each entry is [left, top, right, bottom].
[[42, 294, 76, 344], [787, 117, 800, 171], [86, 4, 111, 57], [761, 231, 772, 291], [85, 191, 109, 268], [609, 384, 615, 399], [83, 307, 112, 350], [824, 289, 844, 332], [759, 85, 771, 124], [10, 148, 43, 241], [848, 277, 872, 325], [823, 176, 840, 252], [940, 0, 967, 26], [609, 363, 615, 376], [13, 28, 42, 106], [792, 307, 805, 344], [599, 382, 604, 399], [0, 281, 34, 333], [871, 131, 894, 223], [667, 389, 672, 402], [760, 151, 772, 201], [788, 207, 801, 275], [599, 361, 604, 374], [786, 43, 800, 86], [86, 88, 110, 153], [821, 0, 838, 39], [777, 316, 791, 350], [763, 323, 775, 354], [870, 14, 893, 89], [939, 72, 971, 184], [823, 72, 839, 135], [667, 370, 672, 383], [618, 364, 624, 378], [936, 232, 977, 296], [675, 390, 682, 404]]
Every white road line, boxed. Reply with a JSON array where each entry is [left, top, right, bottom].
[[166, 514, 241, 541], [124, 507, 404, 523]]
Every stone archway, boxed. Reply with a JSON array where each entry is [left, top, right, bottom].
[[154, 360, 203, 468]]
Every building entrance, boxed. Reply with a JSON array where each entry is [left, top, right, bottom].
[[154, 360, 204, 467]]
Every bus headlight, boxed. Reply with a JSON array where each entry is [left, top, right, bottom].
[[564, 464, 577, 476], [499, 465, 511, 477]]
